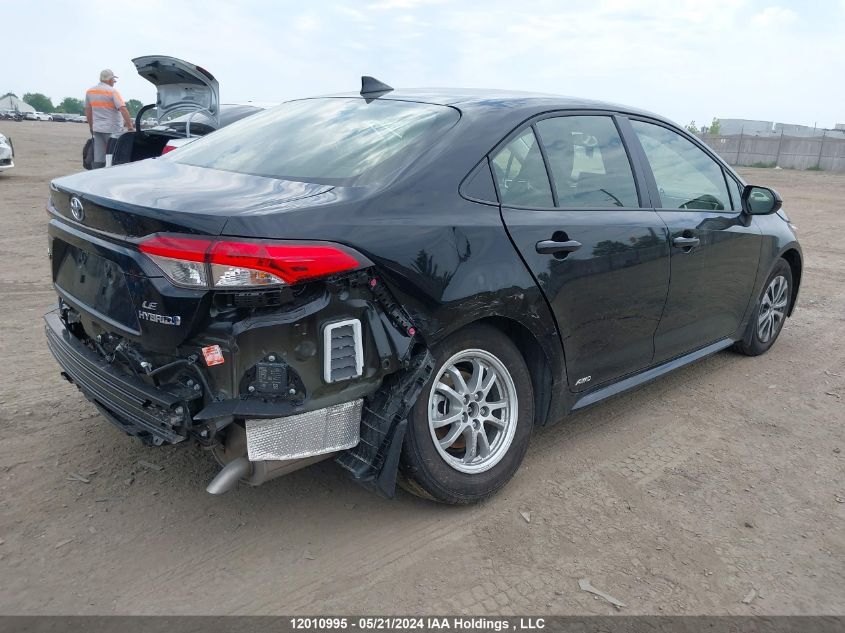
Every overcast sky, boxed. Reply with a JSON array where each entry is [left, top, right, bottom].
[[5, 0, 843, 128]]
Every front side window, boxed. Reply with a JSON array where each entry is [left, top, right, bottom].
[[169, 98, 459, 185], [536, 116, 639, 208], [490, 128, 553, 207], [632, 120, 730, 211]]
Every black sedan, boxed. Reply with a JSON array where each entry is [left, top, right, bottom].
[[45, 79, 802, 504]]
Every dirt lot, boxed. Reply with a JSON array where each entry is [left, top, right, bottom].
[[0, 121, 842, 616]]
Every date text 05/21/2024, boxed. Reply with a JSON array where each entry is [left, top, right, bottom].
[[289, 617, 547, 631]]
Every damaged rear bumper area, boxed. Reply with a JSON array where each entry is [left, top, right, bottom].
[[46, 310, 190, 444], [45, 272, 433, 497]]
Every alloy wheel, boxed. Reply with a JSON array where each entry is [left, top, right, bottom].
[[427, 349, 518, 474], [757, 275, 789, 343]]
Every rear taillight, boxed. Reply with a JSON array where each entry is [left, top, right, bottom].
[[139, 236, 211, 287], [161, 143, 178, 155], [138, 235, 368, 288]]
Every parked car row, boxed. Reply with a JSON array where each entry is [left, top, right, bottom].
[[50, 113, 87, 123], [0, 111, 87, 122]]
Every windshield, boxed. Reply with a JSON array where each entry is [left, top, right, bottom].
[[168, 98, 459, 185]]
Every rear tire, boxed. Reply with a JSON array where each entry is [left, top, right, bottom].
[[734, 259, 792, 356], [399, 324, 533, 504]]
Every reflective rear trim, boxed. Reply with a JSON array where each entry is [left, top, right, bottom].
[[245, 399, 362, 461]]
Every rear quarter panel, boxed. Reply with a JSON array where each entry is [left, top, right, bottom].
[[221, 173, 568, 424]]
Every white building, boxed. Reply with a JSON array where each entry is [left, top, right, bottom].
[[0, 94, 36, 114]]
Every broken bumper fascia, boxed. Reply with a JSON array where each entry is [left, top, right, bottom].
[[46, 268, 423, 446], [335, 346, 435, 497], [46, 269, 432, 495], [45, 310, 190, 445], [45, 302, 405, 450]]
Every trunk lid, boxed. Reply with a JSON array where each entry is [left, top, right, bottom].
[[49, 162, 335, 350], [48, 218, 209, 351], [50, 159, 334, 237], [133, 55, 220, 129]]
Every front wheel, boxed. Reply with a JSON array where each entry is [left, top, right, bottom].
[[399, 324, 533, 504], [734, 259, 793, 356]]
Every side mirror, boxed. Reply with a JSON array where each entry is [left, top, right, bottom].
[[743, 185, 782, 215]]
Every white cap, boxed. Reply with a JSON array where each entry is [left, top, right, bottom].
[[100, 69, 117, 82]]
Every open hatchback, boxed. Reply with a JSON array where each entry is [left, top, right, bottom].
[[107, 55, 221, 165]]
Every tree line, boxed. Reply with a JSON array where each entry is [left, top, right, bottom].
[[685, 118, 722, 135], [2, 92, 144, 117]]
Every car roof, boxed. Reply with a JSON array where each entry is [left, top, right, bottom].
[[313, 87, 665, 121]]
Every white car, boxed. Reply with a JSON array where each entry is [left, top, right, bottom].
[[24, 111, 52, 121], [0, 133, 14, 173]]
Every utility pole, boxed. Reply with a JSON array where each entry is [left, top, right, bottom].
[[816, 130, 826, 169], [775, 129, 784, 167]]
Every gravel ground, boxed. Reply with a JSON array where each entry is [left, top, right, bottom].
[[0, 121, 843, 615]]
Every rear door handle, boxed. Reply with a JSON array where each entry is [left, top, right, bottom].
[[672, 236, 700, 249], [535, 239, 582, 255]]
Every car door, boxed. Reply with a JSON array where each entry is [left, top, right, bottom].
[[495, 113, 671, 390], [627, 119, 762, 363]]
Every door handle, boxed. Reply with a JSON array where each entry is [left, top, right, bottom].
[[672, 236, 700, 249], [536, 239, 582, 255]]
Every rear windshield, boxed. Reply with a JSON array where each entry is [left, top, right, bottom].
[[168, 98, 459, 185]]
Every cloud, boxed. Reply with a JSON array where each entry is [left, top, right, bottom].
[[294, 13, 320, 31], [366, 0, 447, 10], [334, 4, 369, 21], [751, 6, 799, 27]]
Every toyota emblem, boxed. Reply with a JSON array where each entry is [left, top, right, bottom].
[[70, 197, 84, 222]]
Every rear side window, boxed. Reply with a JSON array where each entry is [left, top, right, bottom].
[[631, 120, 730, 211], [169, 98, 459, 185], [490, 129, 553, 207], [536, 116, 639, 208]]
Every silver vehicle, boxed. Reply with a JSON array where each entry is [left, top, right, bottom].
[[25, 111, 52, 121], [98, 55, 269, 168], [0, 133, 14, 173], [109, 55, 221, 165]]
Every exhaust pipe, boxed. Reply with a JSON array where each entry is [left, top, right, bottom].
[[206, 453, 334, 495], [206, 423, 337, 495], [206, 457, 251, 495]]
